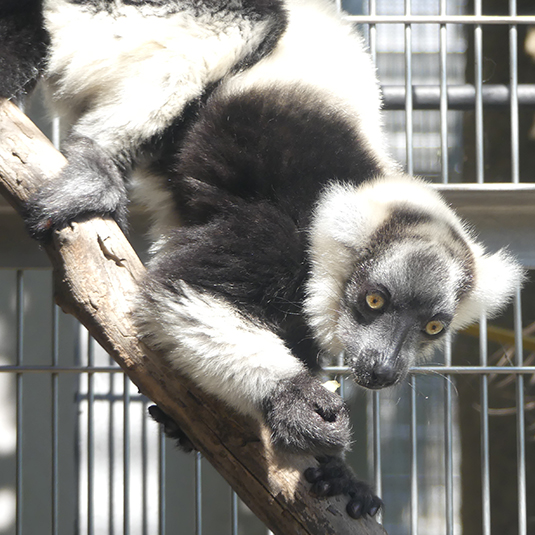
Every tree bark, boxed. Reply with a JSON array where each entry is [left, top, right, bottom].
[[0, 98, 387, 535]]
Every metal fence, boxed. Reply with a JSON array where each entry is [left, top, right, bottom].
[[0, 1, 534, 534]]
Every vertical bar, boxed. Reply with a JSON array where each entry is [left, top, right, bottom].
[[509, 0, 520, 184], [195, 452, 202, 535], [510, 0, 525, 523], [87, 336, 95, 535], [51, 111, 61, 533], [474, 0, 484, 183], [409, 376, 418, 535], [231, 492, 238, 535], [479, 315, 491, 535], [372, 391, 382, 515], [51, 114, 61, 535], [159, 430, 166, 535], [444, 338, 454, 535], [51, 303, 60, 535], [15, 270, 24, 535], [439, 0, 449, 183], [124, 375, 131, 535], [404, 9, 417, 529], [404, 0, 413, 175], [109, 358, 115, 535], [369, 0, 380, 520], [51, 116, 61, 149], [368, 0, 377, 62], [142, 400, 149, 535], [513, 288, 527, 535]]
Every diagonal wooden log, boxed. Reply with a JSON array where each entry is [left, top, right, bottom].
[[0, 98, 387, 535]]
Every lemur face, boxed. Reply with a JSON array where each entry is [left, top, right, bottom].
[[338, 242, 463, 389]]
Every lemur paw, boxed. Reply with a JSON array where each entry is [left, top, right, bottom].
[[148, 405, 195, 453], [24, 136, 128, 241], [24, 180, 128, 241], [262, 372, 351, 456], [24, 186, 72, 241], [305, 456, 382, 519]]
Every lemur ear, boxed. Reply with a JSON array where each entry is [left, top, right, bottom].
[[452, 248, 525, 330]]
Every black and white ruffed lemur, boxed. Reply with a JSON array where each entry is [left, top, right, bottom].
[[0, 0, 524, 519]]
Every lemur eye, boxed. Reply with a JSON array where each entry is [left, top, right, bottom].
[[425, 320, 444, 336], [365, 292, 385, 310]]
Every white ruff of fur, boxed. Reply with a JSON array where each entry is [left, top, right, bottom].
[[453, 246, 524, 330], [137, 282, 305, 418]]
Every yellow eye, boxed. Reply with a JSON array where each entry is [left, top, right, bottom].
[[366, 292, 385, 310], [425, 320, 444, 336]]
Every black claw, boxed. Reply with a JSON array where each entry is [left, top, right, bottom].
[[148, 405, 195, 452], [304, 466, 322, 483], [370, 496, 383, 516], [346, 500, 363, 519], [311, 480, 331, 497], [368, 503, 380, 517], [148, 404, 168, 424], [305, 456, 382, 519]]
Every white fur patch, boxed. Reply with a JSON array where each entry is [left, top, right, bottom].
[[137, 281, 304, 418], [452, 248, 525, 330], [44, 0, 271, 156]]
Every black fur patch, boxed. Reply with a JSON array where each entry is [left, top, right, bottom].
[[305, 456, 382, 519], [0, 0, 49, 102], [69, 0, 287, 34], [24, 135, 129, 239], [147, 83, 383, 366], [148, 405, 195, 452], [156, 84, 382, 228], [148, 199, 321, 368], [230, 1, 288, 73], [261, 371, 351, 455]]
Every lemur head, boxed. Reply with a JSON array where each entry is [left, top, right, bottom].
[[305, 175, 524, 389]]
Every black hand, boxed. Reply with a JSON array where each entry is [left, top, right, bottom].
[[305, 456, 382, 519], [262, 372, 351, 456]]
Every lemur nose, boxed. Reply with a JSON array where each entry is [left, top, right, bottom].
[[369, 364, 399, 388]]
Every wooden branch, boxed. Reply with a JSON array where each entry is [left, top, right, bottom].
[[0, 98, 388, 535]]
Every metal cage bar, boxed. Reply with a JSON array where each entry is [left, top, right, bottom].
[[509, 0, 520, 184], [409, 376, 418, 535], [15, 270, 24, 535], [474, 0, 484, 184], [514, 288, 527, 535], [346, 14, 535, 24], [124, 374, 131, 535], [439, 0, 448, 184], [444, 339, 454, 535], [51, 304, 60, 535], [381, 84, 535, 110], [479, 314, 491, 535], [87, 336, 95, 535], [158, 428, 166, 535]]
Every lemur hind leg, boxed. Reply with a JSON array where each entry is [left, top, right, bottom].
[[148, 405, 195, 453]]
